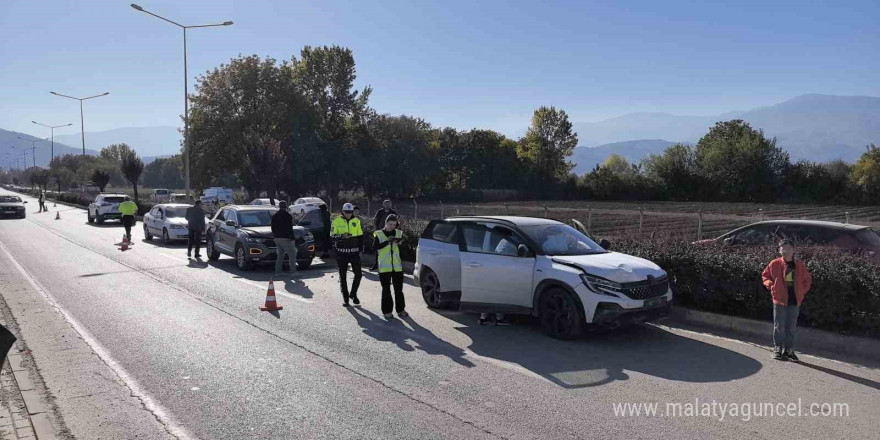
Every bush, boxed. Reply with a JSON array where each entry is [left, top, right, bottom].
[[610, 237, 880, 338]]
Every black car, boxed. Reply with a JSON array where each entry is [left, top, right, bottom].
[[0, 195, 27, 218], [297, 208, 330, 254], [205, 205, 316, 270], [695, 220, 880, 258]]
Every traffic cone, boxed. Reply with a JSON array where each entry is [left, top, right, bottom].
[[119, 234, 130, 252], [55, 211, 60, 220], [259, 280, 283, 311]]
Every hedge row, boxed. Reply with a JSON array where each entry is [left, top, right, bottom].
[[610, 237, 880, 338]]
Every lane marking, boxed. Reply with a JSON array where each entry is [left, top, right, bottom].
[[0, 239, 196, 440]]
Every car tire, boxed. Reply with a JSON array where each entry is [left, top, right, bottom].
[[296, 259, 313, 270], [162, 228, 170, 245], [144, 224, 153, 241], [235, 244, 251, 271], [420, 269, 450, 309], [206, 235, 220, 261], [96, 214, 104, 225], [538, 287, 584, 340]]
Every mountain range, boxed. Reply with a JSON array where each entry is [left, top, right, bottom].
[[570, 94, 880, 173]]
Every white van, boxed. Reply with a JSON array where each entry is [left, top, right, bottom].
[[200, 187, 234, 204]]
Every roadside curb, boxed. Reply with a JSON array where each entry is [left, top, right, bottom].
[[667, 306, 880, 363], [2, 339, 58, 440]]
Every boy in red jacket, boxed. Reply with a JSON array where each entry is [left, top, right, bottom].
[[762, 239, 812, 361]]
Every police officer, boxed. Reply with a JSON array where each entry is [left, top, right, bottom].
[[376, 214, 407, 319], [331, 203, 363, 307], [118, 198, 139, 242]]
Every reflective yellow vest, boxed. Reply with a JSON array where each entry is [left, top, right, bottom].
[[331, 216, 363, 237], [376, 229, 403, 273], [118, 200, 138, 216]]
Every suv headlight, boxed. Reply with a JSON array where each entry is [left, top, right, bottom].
[[580, 274, 623, 297], [247, 237, 266, 244]]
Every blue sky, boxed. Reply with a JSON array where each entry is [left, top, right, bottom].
[[1, 0, 878, 139]]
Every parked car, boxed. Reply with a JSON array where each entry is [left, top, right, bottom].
[[205, 205, 315, 271], [168, 193, 190, 203], [693, 220, 880, 258], [151, 189, 170, 203], [87, 194, 131, 224], [291, 197, 326, 215], [0, 195, 27, 219], [143, 203, 207, 244], [414, 216, 672, 339], [201, 187, 234, 204], [250, 198, 277, 206]]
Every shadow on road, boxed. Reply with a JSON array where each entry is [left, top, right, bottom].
[[347, 307, 475, 367], [796, 360, 880, 391], [437, 312, 762, 388]]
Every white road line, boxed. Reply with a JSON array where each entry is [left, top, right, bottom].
[[0, 240, 196, 440]]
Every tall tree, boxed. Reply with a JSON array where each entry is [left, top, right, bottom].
[[642, 144, 701, 200], [90, 169, 111, 192], [120, 149, 145, 201], [695, 120, 789, 202], [850, 143, 880, 203], [517, 106, 578, 195]]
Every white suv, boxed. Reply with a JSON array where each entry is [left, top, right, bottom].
[[87, 194, 131, 224], [414, 216, 672, 339]]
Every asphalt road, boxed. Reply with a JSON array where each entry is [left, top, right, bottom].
[[1, 188, 878, 440]]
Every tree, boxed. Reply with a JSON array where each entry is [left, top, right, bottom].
[[517, 106, 579, 195], [240, 133, 287, 203], [694, 120, 789, 202], [52, 168, 75, 192], [142, 155, 184, 189], [642, 144, 701, 200], [91, 169, 111, 192], [850, 144, 880, 202], [120, 149, 145, 201], [602, 154, 637, 177]]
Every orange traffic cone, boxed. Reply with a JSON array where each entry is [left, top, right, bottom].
[[55, 211, 60, 220], [119, 234, 130, 251], [260, 280, 283, 311]]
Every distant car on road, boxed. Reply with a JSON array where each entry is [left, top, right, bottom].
[[143, 203, 207, 244], [693, 220, 880, 258], [0, 195, 27, 219], [291, 197, 326, 216], [201, 187, 234, 205], [205, 205, 315, 271], [415, 216, 672, 339], [151, 189, 170, 203], [87, 194, 131, 224], [250, 198, 277, 206]]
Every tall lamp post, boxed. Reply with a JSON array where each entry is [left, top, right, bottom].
[[32, 121, 72, 163], [17, 137, 47, 169], [130, 3, 233, 198], [50, 91, 109, 156]]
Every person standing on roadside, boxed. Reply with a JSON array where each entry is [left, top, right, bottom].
[[185, 200, 206, 259], [118, 198, 138, 242], [762, 239, 812, 362], [38, 191, 46, 212], [371, 199, 397, 270], [376, 214, 408, 319], [271, 200, 298, 276], [331, 203, 363, 307]]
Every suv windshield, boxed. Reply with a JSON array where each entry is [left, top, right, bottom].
[[104, 196, 126, 203], [238, 209, 275, 227], [519, 224, 607, 255], [0, 196, 21, 203], [855, 229, 880, 246]]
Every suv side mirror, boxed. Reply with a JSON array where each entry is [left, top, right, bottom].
[[225, 220, 237, 227], [516, 244, 530, 258], [23, 201, 28, 204], [723, 237, 734, 246], [599, 239, 611, 250]]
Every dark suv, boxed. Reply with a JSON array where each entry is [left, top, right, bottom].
[[205, 205, 315, 270], [695, 220, 880, 258]]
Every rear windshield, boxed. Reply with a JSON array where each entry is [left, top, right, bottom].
[[855, 229, 880, 246], [155, 190, 169, 195], [104, 196, 127, 203]]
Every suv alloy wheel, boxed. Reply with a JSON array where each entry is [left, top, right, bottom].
[[539, 287, 584, 340]]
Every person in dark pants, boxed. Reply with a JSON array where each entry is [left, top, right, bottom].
[[118, 199, 138, 241], [331, 203, 363, 307], [271, 200, 297, 276], [185, 200, 206, 258], [371, 199, 397, 270], [319, 204, 331, 258], [376, 214, 407, 319], [38, 191, 46, 212], [762, 239, 812, 362]]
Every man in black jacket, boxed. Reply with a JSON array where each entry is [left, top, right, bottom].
[[271, 201, 297, 276], [371, 199, 397, 270], [185, 201, 206, 258]]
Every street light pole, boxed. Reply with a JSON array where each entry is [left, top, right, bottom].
[[17, 137, 47, 168], [131, 3, 233, 198], [32, 121, 72, 163], [50, 91, 110, 156]]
